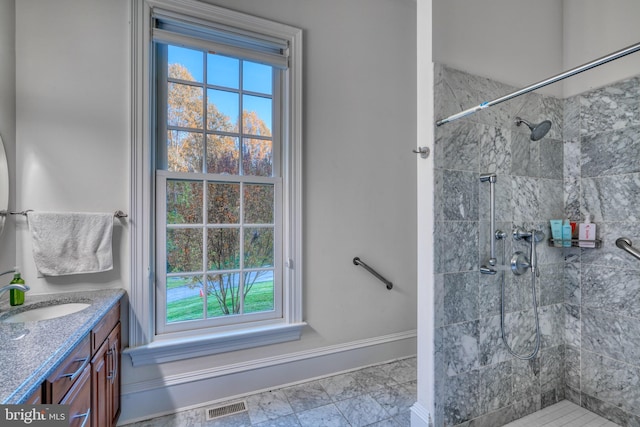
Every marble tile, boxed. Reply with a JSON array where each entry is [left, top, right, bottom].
[[319, 373, 366, 402], [539, 304, 564, 349], [442, 170, 479, 221], [539, 139, 563, 180], [435, 221, 479, 274], [564, 249, 581, 306], [334, 394, 390, 427], [563, 96, 580, 141], [282, 381, 332, 413], [252, 414, 300, 427], [581, 173, 640, 222], [565, 386, 580, 406], [479, 126, 511, 176], [478, 271, 501, 319], [582, 264, 640, 317], [434, 121, 481, 172], [580, 392, 640, 427], [371, 382, 416, 417], [564, 344, 580, 391], [443, 320, 480, 376], [443, 271, 479, 325], [582, 125, 640, 177], [537, 178, 565, 221], [385, 358, 417, 384], [443, 370, 480, 426], [351, 365, 397, 393], [540, 387, 564, 409], [479, 361, 512, 413], [538, 263, 564, 306], [479, 315, 511, 367], [295, 404, 349, 427], [434, 274, 445, 328], [581, 350, 640, 416], [245, 391, 294, 424], [579, 76, 640, 136], [463, 394, 540, 427], [582, 307, 640, 361], [129, 409, 204, 427], [511, 176, 539, 222], [512, 357, 540, 400], [565, 303, 581, 349], [540, 345, 564, 393], [511, 132, 539, 177], [501, 310, 538, 357]]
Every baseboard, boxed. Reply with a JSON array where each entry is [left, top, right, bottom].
[[411, 401, 432, 427], [118, 330, 416, 424]]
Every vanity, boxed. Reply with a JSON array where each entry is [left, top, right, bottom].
[[0, 288, 125, 426]]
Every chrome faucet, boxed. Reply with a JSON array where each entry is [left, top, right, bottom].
[[0, 269, 30, 301]]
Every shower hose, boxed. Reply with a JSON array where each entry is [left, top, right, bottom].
[[499, 236, 541, 360]]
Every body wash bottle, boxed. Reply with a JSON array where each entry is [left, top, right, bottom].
[[562, 219, 572, 247], [9, 267, 25, 306], [550, 220, 563, 247], [579, 215, 596, 248]]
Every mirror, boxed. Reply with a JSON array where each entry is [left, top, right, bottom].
[[0, 134, 8, 236]]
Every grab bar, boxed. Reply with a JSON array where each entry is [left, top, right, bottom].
[[353, 257, 393, 290], [616, 237, 640, 261]]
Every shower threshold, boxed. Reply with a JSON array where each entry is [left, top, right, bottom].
[[504, 400, 620, 426]]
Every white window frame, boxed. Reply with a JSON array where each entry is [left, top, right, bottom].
[[127, 0, 303, 366]]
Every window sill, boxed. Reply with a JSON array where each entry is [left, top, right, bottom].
[[124, 322, 307, 366]]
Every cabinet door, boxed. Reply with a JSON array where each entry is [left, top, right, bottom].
[[91, 339, 110, 427], [61, 366, 91, 427], [107, 323, 121, 425]]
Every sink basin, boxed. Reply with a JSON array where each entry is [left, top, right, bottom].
[[2, 303, 91, 323]]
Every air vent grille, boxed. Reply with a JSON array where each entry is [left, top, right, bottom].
[[205, 401, 247, 420]]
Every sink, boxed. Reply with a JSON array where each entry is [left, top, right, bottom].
[[2, 303, 91, 323]]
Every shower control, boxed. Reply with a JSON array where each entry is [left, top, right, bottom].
[[510, 251, 530, 276]]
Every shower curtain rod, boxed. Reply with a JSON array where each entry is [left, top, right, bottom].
[[435, 41, 640, 126]]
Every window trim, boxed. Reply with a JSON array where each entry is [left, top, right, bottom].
[[128, 0, 303, 365]]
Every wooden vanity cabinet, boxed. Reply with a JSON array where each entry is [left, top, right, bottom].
[[39, 301, 121, 427], [91, 303, 121, 427]]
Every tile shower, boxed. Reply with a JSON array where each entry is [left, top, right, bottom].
[[433, 64, 640, 426]]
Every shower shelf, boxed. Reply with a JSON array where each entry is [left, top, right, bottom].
[[547, 238, 602, 248]]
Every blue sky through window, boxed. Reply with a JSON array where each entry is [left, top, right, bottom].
[[168, 45, 272, 133]]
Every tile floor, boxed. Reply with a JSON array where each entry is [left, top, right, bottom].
[[122, 357, 417, 427], [503, 400, 621, 427]]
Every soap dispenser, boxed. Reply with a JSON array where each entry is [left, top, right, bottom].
[[9, 267, 26, 306], [578, 215, 596, 248]]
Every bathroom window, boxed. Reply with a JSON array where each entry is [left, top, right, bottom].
[[128, 0, 303, 363]]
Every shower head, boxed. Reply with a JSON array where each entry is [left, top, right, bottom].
[[515, 117, 552, 141]]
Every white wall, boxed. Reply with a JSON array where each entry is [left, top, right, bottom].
[[0, 0, 16, 274], [15, 0, 130, 294], [562, 0, 640, 97], [12, 0, 417, 422], [433, 0, 564, 97]]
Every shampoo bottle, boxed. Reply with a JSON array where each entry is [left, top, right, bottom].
[[562, 219, 572, 247], [579, 215, 596, 248], [9, 267, 25, 306]]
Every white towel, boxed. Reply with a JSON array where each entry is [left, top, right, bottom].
[[27, 211, 114, 276]]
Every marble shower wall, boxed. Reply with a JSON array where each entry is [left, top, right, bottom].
[[564, 75, 640, 425], [433, 64, 565, 427]]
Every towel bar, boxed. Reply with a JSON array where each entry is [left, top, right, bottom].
[[10, 210, 128, 218]]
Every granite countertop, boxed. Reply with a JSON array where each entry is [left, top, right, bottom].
[[0, 288, 125, 404]]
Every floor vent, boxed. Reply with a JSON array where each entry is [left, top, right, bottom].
[[204, 401, 247, 420]]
